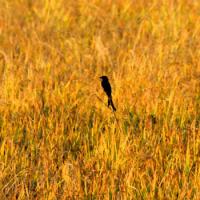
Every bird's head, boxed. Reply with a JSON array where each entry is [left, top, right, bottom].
[[99, 76, 109, 81]]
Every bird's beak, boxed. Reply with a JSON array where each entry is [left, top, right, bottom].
[[99, 76, 102, 79]]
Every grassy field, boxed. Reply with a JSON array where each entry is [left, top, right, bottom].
[[0, 0, 200, 199]]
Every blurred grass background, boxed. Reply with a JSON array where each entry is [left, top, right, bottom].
[[0, 0, 200, 199]]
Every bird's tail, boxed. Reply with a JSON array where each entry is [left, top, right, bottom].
[[108, 96, 116, 112]]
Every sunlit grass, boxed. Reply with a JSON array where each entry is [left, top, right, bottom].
[[0, 0, 200, 199]]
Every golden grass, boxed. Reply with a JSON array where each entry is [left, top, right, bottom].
[[0, 0, 200, 199]]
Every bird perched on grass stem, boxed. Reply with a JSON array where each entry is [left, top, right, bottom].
[[99, 76, 116, 111]]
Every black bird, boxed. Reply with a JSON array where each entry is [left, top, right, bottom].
[[99, 76, 116, 111]]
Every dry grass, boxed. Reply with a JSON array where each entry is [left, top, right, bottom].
[[0, 0, 200, 199]]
